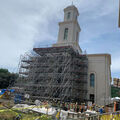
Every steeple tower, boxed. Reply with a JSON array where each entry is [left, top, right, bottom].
[[53, 5, 82, 54]]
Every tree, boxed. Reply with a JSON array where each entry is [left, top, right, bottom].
[[0, 68, 18, 89], [111, 85, 120, 97]]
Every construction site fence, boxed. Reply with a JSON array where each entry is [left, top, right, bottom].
[[78, 111, 120, 120]]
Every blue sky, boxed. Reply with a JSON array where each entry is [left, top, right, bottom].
[[0, 0, 120, 79]]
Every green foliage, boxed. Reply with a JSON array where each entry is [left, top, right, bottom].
[[0, 109, 52, 120], [39, 115, 52, 120], [0, 68, 18, 89], [111, 85, 120, 97], [0, 68, 9, 73]]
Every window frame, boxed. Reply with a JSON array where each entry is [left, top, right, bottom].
[[67, 12, 71, 20], [76, 32, 79, 42], [64, 28, 68, 40], [90, 73, 95, 87]]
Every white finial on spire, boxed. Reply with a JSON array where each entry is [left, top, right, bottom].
[[72, 1, 73, 5], [71, 0, 74, 5]]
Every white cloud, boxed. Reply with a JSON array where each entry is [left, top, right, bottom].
[[0, 0, 65, 72], [0, 0, 119, 75], [112, 57, 120, 72]]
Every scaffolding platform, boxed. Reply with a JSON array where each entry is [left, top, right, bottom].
[[16, 46, 88, 103]]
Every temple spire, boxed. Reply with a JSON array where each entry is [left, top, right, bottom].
[[53, 5, 82, 54]]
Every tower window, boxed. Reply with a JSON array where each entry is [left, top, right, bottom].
[[67, 12, 71, 19], [76, 16, 77, 20], [90, 73, 95, 87], [76, 32, 79, 42], [64, 28, 68, 40]]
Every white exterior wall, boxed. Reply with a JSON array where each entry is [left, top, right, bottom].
[[64, 5, 79, 22], [52, 5, 112, 106], [53, 5, 82, 54], [87, 54, 111, 105], [57, 21, 80, 44]]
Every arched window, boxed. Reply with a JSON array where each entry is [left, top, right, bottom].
[[64, 28, 68, 40], [76, 15, 77, 20], [90, 73, 95, 87], [76, 32, 79, 42], [67, 12, 71, 19]]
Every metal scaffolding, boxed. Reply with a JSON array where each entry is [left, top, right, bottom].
[[16, 46, 88, 103]]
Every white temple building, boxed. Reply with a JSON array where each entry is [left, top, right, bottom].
[[53, 5, 111, 105]]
